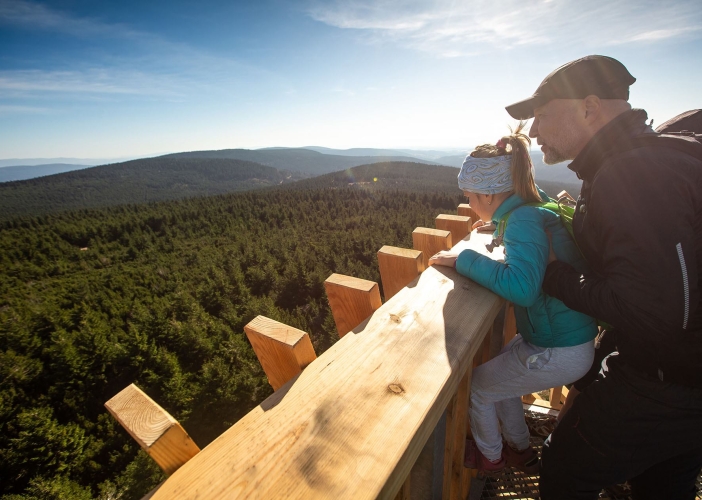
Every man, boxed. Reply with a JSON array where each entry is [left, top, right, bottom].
[[505, 55, 702, 499]]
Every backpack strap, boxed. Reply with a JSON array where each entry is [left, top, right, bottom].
[[488, 200, 561, 252]]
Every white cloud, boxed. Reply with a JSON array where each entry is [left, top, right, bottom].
[[0, 104, 50, 114], [306, 0, 702, 57], [0, 69, 185, 98]]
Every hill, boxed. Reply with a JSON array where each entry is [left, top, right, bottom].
[[0, 157, 305, 221], [0, 163, 93, 183], [162, 148, 437, 175], [289, 161, 581, 199], [433, 152, 582, 188]]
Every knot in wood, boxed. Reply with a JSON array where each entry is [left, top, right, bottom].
[[389, 314, 401, 323], [388, 383, 405, 395]]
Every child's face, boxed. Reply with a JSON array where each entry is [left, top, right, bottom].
[[462, 190, 486, 221]]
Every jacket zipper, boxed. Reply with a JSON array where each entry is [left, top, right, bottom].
[[676, 243, 690, 330]]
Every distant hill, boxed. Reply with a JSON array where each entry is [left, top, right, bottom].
[[0, 157, 304, 221], [286, 161, 581, 199], [302, 146, 467, 161], [0, 163, 93, 183], [433, 152, 581, 190], [164, 148, 437, 174], [0, 157, 135, 168]]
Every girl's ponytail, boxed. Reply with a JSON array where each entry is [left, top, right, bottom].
[[499, 121, 541, 203]]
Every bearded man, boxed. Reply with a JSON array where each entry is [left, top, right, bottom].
[[505, 55, 702, 499]]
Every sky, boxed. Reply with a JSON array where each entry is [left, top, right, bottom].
[[1, 0, 701, 159]]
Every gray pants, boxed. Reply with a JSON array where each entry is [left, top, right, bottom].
[[470, 334, 595, 460]]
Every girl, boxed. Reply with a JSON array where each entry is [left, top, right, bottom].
[[429, 123, 597, 474]]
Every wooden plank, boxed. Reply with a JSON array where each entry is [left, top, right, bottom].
[[435, 214, 472, 244], [457, 204, 480, 224], [244, 316, 317, 391], [105, 384, 200, 475], [393, 476, 410, 500], [377, 246, 425, 301], [412, 227, 452, 269], [324, 273, 382, 337], [149, 232, 504, 500], [443, 369, 471, 500], [557, 190, 576, 203], [549, 386, 564, 409], [502, 302, 517, 347]]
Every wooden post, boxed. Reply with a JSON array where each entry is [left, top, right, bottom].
[[549, 386, 564, 409], [443, 369, 472, 500], [412, 227, 452, 269], [393, 477, 410, 500], [324, 273, 382, 337], [377, 246, 425, 301], [557, 190, 576, 203], [244, 315, 317, 391], [435, 214, 472, 244], [457, 204, 480, 224], [105, 384, 200, 475], [503, 302, 517, 347]]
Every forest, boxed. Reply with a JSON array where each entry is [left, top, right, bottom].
[[0, 166, 472, 499]]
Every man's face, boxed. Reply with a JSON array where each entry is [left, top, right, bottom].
[[529, 99, 587, 165]]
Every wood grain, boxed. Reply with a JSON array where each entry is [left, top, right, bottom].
[[412, 227, 452, 269], [457, 204, 481, 224], [435, 214, 472, 244], [244, 316, 317, 391], [324, 273, 382, 337], [150, 232, 504, 500], [377, 246, 425, 301], [105, 384, 200, 475]]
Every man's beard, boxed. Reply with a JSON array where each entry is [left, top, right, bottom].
[[542, 121, 580, 165], [543, 146, 571, 165]]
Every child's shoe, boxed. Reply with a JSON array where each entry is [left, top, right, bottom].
[[502, 444, 539, 475], [464, 439, 506, 473]]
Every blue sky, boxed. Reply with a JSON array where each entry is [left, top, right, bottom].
[[1, 0, 701, 159]]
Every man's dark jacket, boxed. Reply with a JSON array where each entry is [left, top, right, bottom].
[[542, 109, 702, 387]]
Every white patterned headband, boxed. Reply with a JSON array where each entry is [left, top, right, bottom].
[[457, 154, 513, 194]]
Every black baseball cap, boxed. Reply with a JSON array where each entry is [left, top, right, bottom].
[[506, 55, 636, 120]]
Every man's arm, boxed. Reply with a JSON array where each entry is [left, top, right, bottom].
[[542, 153, 699, 335]]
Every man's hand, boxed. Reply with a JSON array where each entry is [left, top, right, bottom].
[[429, 250, 459, 268]]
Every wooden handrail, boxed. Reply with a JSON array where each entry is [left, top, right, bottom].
[[147, 231, 505, 500]]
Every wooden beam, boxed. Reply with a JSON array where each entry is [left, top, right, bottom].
[[457, 204, 480, 224], [244, 315, 317, 391], [502, 302, 517, 347], [557, 190, 576, 203], [148, 232, 505, 500], [393, 476, 410, 500], [324, 273, 382, 337], [105, 384, 200, 475], [436, 214, 472, 244], [549, 386, 564, 409], [412, 227, 452, 269], [377, 246, 425, 301], [443, 369, 471, 500]]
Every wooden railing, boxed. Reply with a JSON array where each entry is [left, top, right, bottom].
[[106, 203, 567, 499]]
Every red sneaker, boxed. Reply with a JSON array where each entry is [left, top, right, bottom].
[[464, 439, 506, 473], [503, 444, 539, 475]]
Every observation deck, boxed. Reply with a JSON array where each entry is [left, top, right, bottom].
[[104, 202, 702, 500]]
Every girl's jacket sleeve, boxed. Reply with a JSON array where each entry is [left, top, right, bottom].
[[455, 207, 548, 307]]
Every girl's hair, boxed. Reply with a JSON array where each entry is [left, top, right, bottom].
[[471, 121, 541, 203]]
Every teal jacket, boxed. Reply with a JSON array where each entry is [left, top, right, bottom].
[[455, 190, 597, 348]]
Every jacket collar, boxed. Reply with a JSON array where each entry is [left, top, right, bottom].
[[568, 109, 652, 182]]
